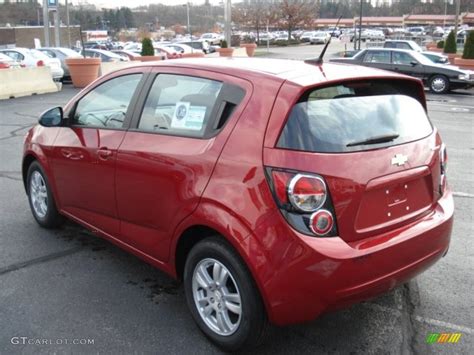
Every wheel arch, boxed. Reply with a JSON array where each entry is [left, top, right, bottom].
[[171, 203, 275, 323]]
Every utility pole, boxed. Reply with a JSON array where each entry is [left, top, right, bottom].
[[54, 9, 60, 47], [42, 0, 50, 47], [224, 0, 231, 46], [454, 0, 461, 44], [66, 0, 71, 48], [358, 0, 363, 50], [186, 2, 191, 39]]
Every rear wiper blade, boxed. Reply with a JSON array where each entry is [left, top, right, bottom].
[[346, 133, 399, 147]]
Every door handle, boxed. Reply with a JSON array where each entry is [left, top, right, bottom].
[[97, 148, 113, 160]]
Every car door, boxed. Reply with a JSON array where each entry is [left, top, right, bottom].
[[391, 51, 425, 79], [361, 50, 392, 71], [115, 68, 250, 261], [49, 70, 147, 236]]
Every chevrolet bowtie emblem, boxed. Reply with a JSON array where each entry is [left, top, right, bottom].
[[391, 154, 408, 166]]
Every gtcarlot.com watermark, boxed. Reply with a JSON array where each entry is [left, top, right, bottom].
[[11, 337, 95, 346]]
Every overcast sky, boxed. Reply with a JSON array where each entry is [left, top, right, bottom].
[[69, 0, 233, 8]]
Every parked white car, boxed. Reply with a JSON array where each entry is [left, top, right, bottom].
[[0, 52, 21, 68], [164, 43, 196, 54], [200, 33, 223, 45], [310, 31, 331, 45], [0, 48, 64, 80]]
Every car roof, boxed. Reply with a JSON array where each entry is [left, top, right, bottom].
[[123, 57, 410, 87], [366, 47, 418, 53]]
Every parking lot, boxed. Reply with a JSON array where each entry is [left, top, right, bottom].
[[0, 49, 473, 354]]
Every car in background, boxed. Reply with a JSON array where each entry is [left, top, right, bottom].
[[384, 40, 423, 52], [199, 33, 222, 45], [84, 49, 128, 62], [0, 52, 21, 69], [330, 48, 474, 93], [421, 51, 449, 65], [177, 40, 210, 54], [38, 47, 82, 79], [154, 45, 182, 59], [326, 26, 341, 37], [300, 31, 315, 43], [408, 26, 426, 36], [310, 31, 330, 45], [24, 57, 453, 351], [163, 43, 196, 55], [274, 33, 295, 43], [111, 50, 142, 61], [0, 48, 63, 80]]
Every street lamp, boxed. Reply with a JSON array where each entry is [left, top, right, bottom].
[[183, 2, 191, 40]]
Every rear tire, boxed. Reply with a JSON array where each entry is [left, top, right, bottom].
[[184, 237, 269, 351], [26, 161, 63, 228], [429, 75, 449, 94]]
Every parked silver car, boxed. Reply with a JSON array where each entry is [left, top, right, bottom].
[[38, 47, 82, 79]]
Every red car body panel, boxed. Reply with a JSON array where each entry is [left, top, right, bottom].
[[22, 59, 454, 327]]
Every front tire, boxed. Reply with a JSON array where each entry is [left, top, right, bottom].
[[27, 161, 63, 228], [429, 75, 449, 94], [184, 237, 268, 351]]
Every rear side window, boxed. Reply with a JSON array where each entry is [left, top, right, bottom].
[[137, 74, 245, 138], [277, 80, 432, 153]]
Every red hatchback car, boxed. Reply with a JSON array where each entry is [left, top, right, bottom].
[[23, 58, 453, 351]]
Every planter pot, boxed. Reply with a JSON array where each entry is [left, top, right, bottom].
[[139, 56, 163, 62], [217, 48, 234, 57], [454, 58, 474, 70], [181, 52, 205, 58], [65, 58, 101, 88], [425, 42, 437, 50], [240, 43, 257, 57], [444, 53, 461, 64]]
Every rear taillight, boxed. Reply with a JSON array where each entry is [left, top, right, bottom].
[[266, 168, 337, 237], [439, 143, 447, 194], [36, 60, 44, 67]]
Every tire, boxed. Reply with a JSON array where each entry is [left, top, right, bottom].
[[184, 237, 269, 351], [429, 75, 449, 94], [26, 161, 63, 228]]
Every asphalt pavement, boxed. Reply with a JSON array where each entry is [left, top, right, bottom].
[[0, 59, 473, 354]]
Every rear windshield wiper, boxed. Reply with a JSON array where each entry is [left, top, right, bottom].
[[346, 133, 399, 147]]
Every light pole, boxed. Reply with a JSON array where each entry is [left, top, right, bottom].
[[186, 2, 191, 39], [224, 0, 231, 46], [42, 0, 50, 47], [358, 0, 363, 51]]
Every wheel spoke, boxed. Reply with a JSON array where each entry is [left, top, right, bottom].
[[196, 265, 213, 289], [216, 311, 229, 333], [225, 300, 241, 315], [212, 262, 221, 284], [202, 304, 213, 317]]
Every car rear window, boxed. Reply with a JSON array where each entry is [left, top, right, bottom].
[[277, 80, 432, 153]]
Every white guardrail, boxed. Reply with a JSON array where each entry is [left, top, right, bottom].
[[0, 66, 60, 100]]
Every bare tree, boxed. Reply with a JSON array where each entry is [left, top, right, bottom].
[[277, 0, 319, 41], [233, 1, 278, 42]]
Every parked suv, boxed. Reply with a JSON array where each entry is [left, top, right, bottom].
[[23, 58, 453, 351]]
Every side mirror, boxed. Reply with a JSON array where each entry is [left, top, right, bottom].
[[410, 60, 418, 66], [39, 107, 63, 127]]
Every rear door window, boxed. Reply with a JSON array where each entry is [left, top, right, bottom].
[[363, 50, 390, 64], [277, 80, 432, 153]]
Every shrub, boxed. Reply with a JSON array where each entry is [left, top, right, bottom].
[[443, 30, 456, 54], [141, 37, 154, 56], [462, 30, 474, 59], [220, 39, 228, 48], [437, 40, 444, 49]]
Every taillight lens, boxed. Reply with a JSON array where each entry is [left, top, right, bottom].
[[288, 174, 326, 212], [266, 168, 337, 237], [36, 60, 44, 67], [439, 143, 447, 194]]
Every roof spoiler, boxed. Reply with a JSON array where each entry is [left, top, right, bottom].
[[305, 16, 342, 66]]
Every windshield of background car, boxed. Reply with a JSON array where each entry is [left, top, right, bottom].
[[277, 80, 432, 153]]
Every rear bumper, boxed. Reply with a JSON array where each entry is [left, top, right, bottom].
[[449, 79, 474, 90], [254, 190, 454, 326]]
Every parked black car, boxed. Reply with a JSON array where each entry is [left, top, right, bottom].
[[330, 48, 474, 94]]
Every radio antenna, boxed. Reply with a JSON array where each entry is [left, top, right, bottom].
[[305, 15, 343, 66]]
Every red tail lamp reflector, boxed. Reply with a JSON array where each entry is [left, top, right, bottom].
[[310, 210, 334, 236]]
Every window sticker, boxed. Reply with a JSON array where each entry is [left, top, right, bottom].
[[171, 101, 207, 131]]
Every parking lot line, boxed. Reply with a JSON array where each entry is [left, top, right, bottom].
[[364, 302, 474, 335]]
